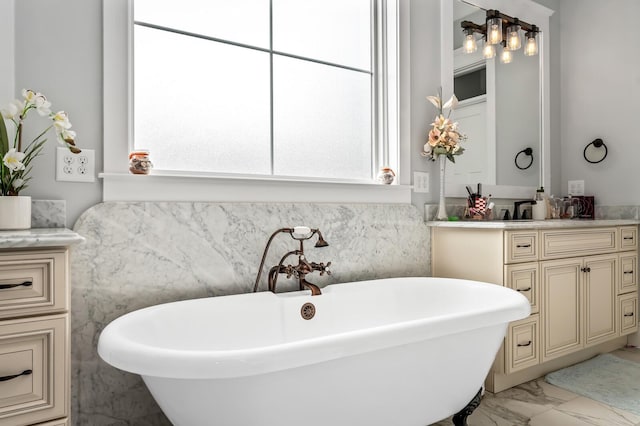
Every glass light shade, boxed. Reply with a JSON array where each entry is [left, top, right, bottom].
[[486, 17, 502, 45], [483, 43, 496, 59], [506, 24, 521, 50], [524, 34, 538, 56], [464, 33, 477, 53], [500, 48, 512, 64]]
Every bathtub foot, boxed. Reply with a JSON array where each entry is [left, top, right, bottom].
[[452, 387, 482, 426]]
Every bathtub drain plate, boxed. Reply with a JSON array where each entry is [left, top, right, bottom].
[[300, 302, 316, 320]]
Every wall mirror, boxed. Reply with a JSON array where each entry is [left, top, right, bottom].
[[441, 0, 553, 199]]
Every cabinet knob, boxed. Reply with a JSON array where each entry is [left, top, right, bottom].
[[517, 340, 532, 347], [624, 312, 635, 317], [516, 244, 531, 248], [581, 267, 591, 273], [624, 271, 634, 275], [516, 287, 532, 292]]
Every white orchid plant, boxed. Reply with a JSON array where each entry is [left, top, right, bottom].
[[0, 89, 80, 196], [421, 88, 466, 163]]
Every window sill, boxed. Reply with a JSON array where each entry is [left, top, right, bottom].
[[100, 172, 413, 203]]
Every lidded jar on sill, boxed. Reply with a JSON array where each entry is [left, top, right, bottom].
[[129, 149, 153, 175]]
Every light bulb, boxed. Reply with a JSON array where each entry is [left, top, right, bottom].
[[501, 48, 512, 64], [464, 33, 477, 53], [483, 43, 496, 59], [487, 17, 503, 45], [506, 24, 521, 50], [524, 33, 538, 56]]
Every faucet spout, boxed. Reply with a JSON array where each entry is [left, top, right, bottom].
[[513, 200, 537, 220], [300, 278, 322, 296]]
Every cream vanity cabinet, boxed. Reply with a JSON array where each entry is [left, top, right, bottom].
[[0, 230, 82, 426], [431, 222, 639, 393]]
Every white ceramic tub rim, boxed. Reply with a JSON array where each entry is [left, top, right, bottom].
[[98, 277, 530, 379]]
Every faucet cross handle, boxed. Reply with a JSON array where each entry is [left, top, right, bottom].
[[316, 261, 332, 276]]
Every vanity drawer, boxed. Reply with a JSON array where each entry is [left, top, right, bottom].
[[504, 262, 539, 314], [540, 228, 617, 260], [505, 231, 538, 264], [620, 227, 638, 251], [505, 314, 539, 373], [0, 315, 68, 425], [618, 293, 638, 336], [619, 254, 638, 294], [0, 250, 68, 319]]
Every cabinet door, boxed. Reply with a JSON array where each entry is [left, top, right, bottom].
[[505, 262, 539, 314], [541, 258, 582, 362], [584, 254, 617, 347], [505, 314, 539, 373], [619, 254, 638, 295], [618, 293, 638, 336], [0, 315, 68, 425]]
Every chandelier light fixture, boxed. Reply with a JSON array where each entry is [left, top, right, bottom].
[[461, 9, 539, 63]]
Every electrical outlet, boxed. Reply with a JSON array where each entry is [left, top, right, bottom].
[[56, 148, 96, 182], [413, 172, 430, 193], [568, 180, 585, 196]]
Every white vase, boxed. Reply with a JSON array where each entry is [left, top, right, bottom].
[[0, 196, 32, 230], [436, 156, 448, 220]]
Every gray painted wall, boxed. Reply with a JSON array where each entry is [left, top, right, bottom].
[[14, 0, 103, 226], [557, 0, 640, 204], [9, 0, 639, 225]]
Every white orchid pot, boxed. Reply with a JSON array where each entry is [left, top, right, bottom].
[[0, 196, 32, 230]]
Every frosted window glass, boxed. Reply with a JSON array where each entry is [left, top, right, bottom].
[[134, 0, 270, 48], [134, 26, 271, 174], [273, 56, 372, 179], [272, 0, 371, 70]]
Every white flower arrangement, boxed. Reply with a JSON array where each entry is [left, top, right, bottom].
[[0, 89, 80, 196], [421, 89, 466, 163]]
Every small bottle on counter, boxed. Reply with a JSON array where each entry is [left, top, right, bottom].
[[532, 187, 547, 220]]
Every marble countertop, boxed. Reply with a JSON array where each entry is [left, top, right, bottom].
[[0, 228, 85, 249], [426, 219, 640, 229]]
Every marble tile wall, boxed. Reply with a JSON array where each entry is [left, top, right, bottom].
[[70, 201, 429, 425], [32, 199, 66, 228]]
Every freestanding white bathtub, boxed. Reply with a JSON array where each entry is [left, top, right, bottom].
[[98, 277, 530, 426]]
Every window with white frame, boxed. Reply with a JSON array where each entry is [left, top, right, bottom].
[[132, 0, 398, 182]]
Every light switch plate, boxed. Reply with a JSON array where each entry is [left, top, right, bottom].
[[568, 180, 585, 196], [413, 172, 429, 193]]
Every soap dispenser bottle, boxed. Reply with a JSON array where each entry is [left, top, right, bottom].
[[532, 187, 547, 220]]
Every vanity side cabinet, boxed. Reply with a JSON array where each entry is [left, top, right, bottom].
[[432, 228, 504, 285], [0, 248, 70, 426]]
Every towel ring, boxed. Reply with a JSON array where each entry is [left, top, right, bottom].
[[583, 138, 607, 164], [515, 147, 534, 170]]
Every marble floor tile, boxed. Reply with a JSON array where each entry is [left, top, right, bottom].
[[430, 348, 640, 426], [550, 396, 640, 426]]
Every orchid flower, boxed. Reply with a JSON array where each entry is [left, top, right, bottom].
[[0, 89, 81, 195], [3, 148, 26, 172]]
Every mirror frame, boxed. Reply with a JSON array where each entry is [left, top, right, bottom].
[[441, 0, 553, 199]]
